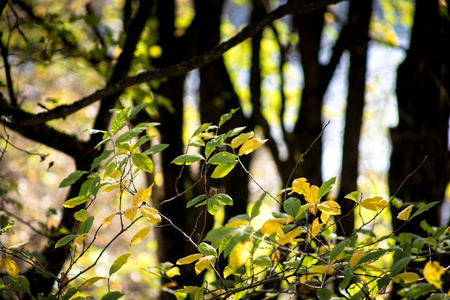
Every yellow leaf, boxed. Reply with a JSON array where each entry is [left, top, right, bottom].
[[323, 264, 336, 275], [349, 250, 365, 267], [225, 219, 249, 227], [102, 212, 118, 227], [130, 227, 151, 246], [238, 138, 267, 156], [424, 261, 444, 289], [124, 206, 138, 222], [5, 257, 19, 277], [292, 178, 310, 195], [397, 205, 414, 221], [79, 276, 107, 288], [317, 200, 341, 216], [260, 219, 285, 236], [308, 218, 324, 241], [194, 255, 215, 275], [305, 185, 319, 204], [102, 184, 118, 194], [393, 272, 420, 284], [140, 206, 161, 225], [166, 267, 180, 278], [74, 234, 87, 246], [276, 187, 292, 198], [360, 197, 389, 211], [230, 240, 252, 268], [133, 184, 154, 206], [107, 170, 121, 179], [231, 132, 254, 149], [277, 227, 301, 245], [176, 253, 204, 265]]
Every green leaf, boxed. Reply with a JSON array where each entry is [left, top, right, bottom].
[[318, 177, 336, 201], [317, 288, 332, 300], [252, 256, 272, 268], [55, 235, 78, 248], [250, 193, 265, 220], [211, 161, 237, 178], [198, 243, 217, 256], [62, 287, 79, 300], [207, 198, 219, 215], [204, 227, 235, 243], [129, 103, 149, 119], [410, 201, 439, 220], [205, 134, 226, 158], [344, 191, 360, 202], [101, 291, 124, 300], [134, 135, 152, 149], [74, 209, 88, 222], [171, 154, 205, 165], [187, 195, 207, 208], [109, 253, 132, 277], [91, 150, 113, 171], [89, 176, 101, 196], [115, 126, 148, 145], [391, 257, 411, 276], [283, 197, 301, 219], [131, 153, 153, 172], [214, 193, 233, 206], [9, 276, 31, 295], [191, 123, 212, 139], [143, 144, 169, 155], [208, 152, 237, 164], [59, 171, 88, 188], [224, 126, 246, 139], [219, 108, 239, 127], [111, 108, 130, 135], [63, 196, 90, 208], [339, 267, 354, 289], [81, 216, 95, 234], [329, 240, 347, 262], [358, 249, 388, 265]]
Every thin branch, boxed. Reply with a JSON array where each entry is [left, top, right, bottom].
[[6, 0, 344, 127]]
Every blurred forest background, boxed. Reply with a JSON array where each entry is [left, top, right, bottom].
[[1, 0, 449, 298]]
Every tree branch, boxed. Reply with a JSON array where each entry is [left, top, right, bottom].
[[5, 0, 343, 127]]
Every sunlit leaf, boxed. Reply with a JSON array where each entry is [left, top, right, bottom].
[[261, 219, 285, 235], [231, 132, 254, 148], [131, 153, 153, 173], [195, 255, 215, 274], [133, 184, 153, 206], [103, 212, 118, 227], [211, 161, 237, 178], [198, 242, 217, 257], [229, 240, 252, 268], [305, 185, 319, 204], [109, 253, 131, 277], [349, 249, 365, 267], [63, 196, 90, 208], [191, 123, 212, 139], [171, 154, 205, 165], [130, 227, 151, 246], [345, 191, 360, 202], [166, 267, 180, 278], [219, 108, 239, 127], [140, 206, 161, 225], [309, 218, 324, 239], [208, 152, 237, 164], [176, 253, 204, 265], [277, 227, 301, 245], [115, 126, 147, 145], [124, 206, 137, 222], [5, 258, 19, 277], [74, 209, 88, 222], [393, 272, 420, 284], [360, 197, 389, 211], [292, 177, 310, 195], [238, 138, 267, 156], [187, 194, 207, 208], [79, 276, 107, 288], [424, 261, 444, 289], [207, 197, 219, 215], [317, 200, 341, 216], [224, 126, 246, 139], [214, 193, 233, 206], [397, 204, 414, 221]]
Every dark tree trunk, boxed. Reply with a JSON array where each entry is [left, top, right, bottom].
[[336, 0, 372, 237]]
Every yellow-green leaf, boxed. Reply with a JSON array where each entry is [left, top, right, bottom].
[[5, 258, 19, 277], [74, 209, 88, 222], [238, 138, 267, 156], [194, 255, 215, 275], [102, 184, 118, 194], [317, 200, 341, 216], [360, 197, 389, 211], [102, 212, 118, 227], [79, 276, 107, 288], [176, 253, 204, 265], [109, 253, 131, 277], [393, 272, 420, 284], [229, 240, 252, 269], [124, 206, 137, 222], [63, 196, 89, 208], [424, 261, 444, 289], [345, 191, 360, 202], [349, 249, 365, 267], [292, 178, 310, 195], [397, 205, 414, 221], [277, 227, 301, 245], [130, 227, 151, 246], [231, 132, 254, 148], [132, 153, 153, 173], [166, 267, 180, 278]]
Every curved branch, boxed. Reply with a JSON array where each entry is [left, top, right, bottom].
[[6, 0, 343, 127]]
